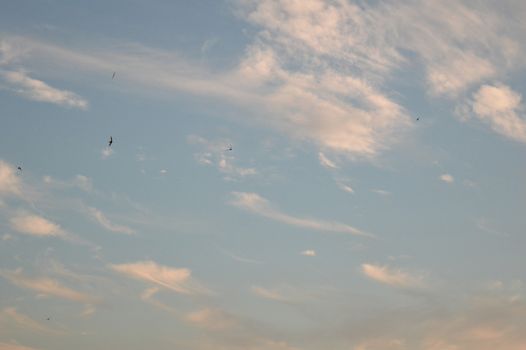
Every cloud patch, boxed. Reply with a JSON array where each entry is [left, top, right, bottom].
[[10, 214, 65, 237], [458, 83, 526, 143], [1, 70, 88, 109], [88, 207, 135, 235], [0, 269, 99, 304], [230, 192, 371, 237], [361, 263, 424, 289], [111, 260, 207, 295]]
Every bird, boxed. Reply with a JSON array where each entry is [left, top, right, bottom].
[[46, 317, 50, 321], [416, 117, 420, 121], [226, 144, 232, 151], [108, 136, 113, 147], [17, 166, 22, 171], [112, 72, 116, 79]]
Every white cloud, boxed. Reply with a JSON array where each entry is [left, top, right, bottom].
[[301, 250, 316, 257], [372, 189, 391, 196], [188, 135, 257, 179], [185, 308, 237, 331], [110, 260, 207, 295], [1, 307, 60, 334], [0, 269, 99, 304], [230, 192, 371, 237], [0, 342, 40, 350], [10, 214, 64, 237], [0, 160, 22, 197], [318, 152, 338, 169], [440, 174, 454, 184], [251, 286, 291, 302], [43, 174, 93, 192], [1, 70, 88, 109], [101, 147, 114, 159], [3, 0, 525, 159], [361, 263, 424, 289], [88, 207, 135, 235], [459, 84, 526, 143]]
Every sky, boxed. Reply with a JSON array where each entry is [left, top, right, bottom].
[[0, 1, 525, 349]]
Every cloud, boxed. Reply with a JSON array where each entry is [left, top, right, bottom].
[[43, 174, 93, 192], [0, 342, 40, 350], [440, 174, 455, 184], [458, 84, 526, 143], [230, 192, 371, 237], [300, 250, 316, 257], [372, 189, 391, 196], [9, 214, 65, 237], [0, 269, 99, 304], [361, 263, 424, 289], [318, 152, 338, 169], [111, 260, 207, 295], [336, 179, 355, 194], [1, 307, 60, 334], [251, 286, 292, 303], [1, 70, 88, 109], [101, 147, 114, 159], [188, 135, 257, 179], [88, 207, 135, 235], [4, 0, 526, 158], [185, 308, 237, 331], [0, 160, 22, 197], [251, 284, 319, 304]]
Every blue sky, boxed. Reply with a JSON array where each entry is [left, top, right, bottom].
[[1, 1, 525, 349]]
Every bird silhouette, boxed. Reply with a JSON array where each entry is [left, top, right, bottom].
[[226, 144, 232, 151], [108, 136, 113, 147], [416, 117, 420, 121], [17, 166, 22, 171], [112, 72, 116, 79]]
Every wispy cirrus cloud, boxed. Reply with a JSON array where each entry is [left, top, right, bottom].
[[1, 307, 61, 334], [361, 263, 424, 289], [0, 269, 100, 304], [87, 207, 135, 235], [110, 260, 208, 295], [1, 70, 88, 109], [229, 192, 371, 237], [0, 342, 40, 350]]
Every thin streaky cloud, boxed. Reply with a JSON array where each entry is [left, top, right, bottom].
[[110, 260, 210, 295], [318, 152, 338, 169], [361, 263, 424, 289], [1, 70, 88, 109], [0, 269, 100, 304], [0, 342, 40, 350], [1, 307, 61, 334], [88, 207, 135, 235], [230, 192, 372, 237]]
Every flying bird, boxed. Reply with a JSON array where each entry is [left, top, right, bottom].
[[416, 117, 420, 121], [108, 136, 113, 147], [112, 72, 116, 79], [226, 144, 232, 151], [17, 166, 22, 171], [46, 317, 50, 321]]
